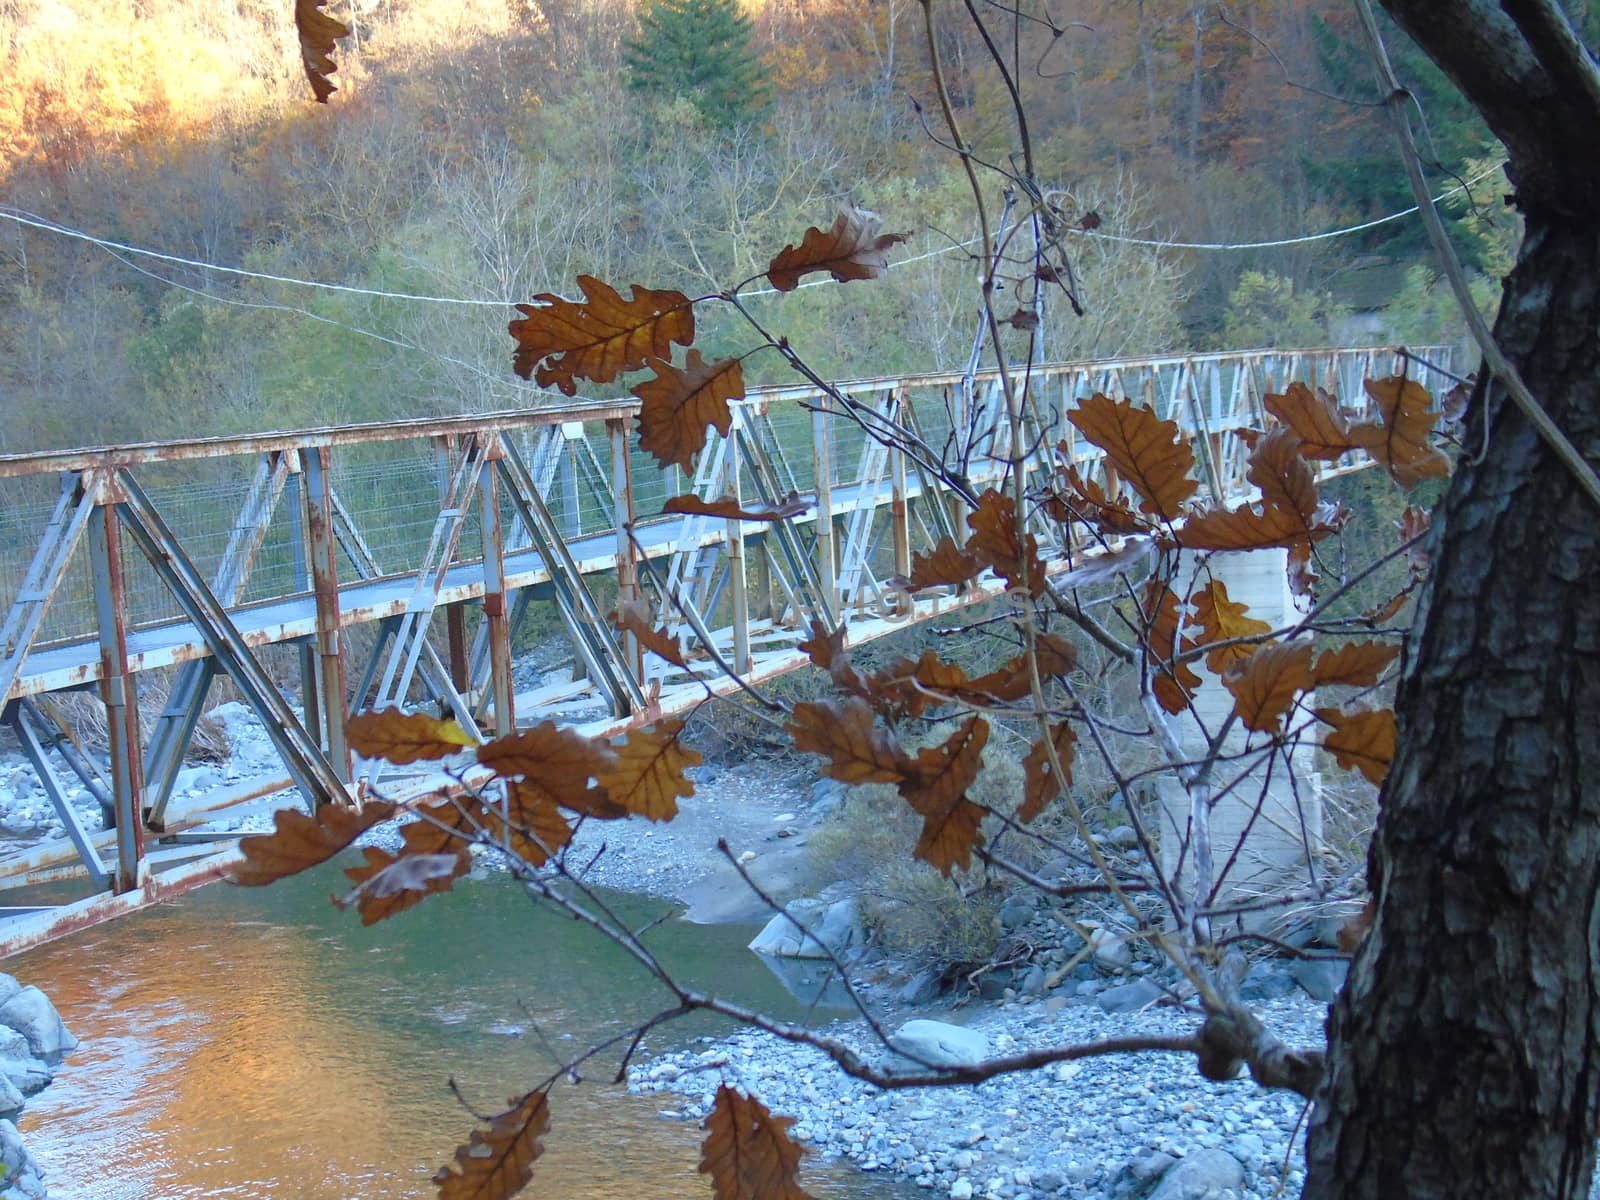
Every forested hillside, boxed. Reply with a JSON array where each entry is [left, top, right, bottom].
[[0, 0, 1518, 451]]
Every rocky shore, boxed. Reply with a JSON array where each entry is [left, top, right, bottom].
[[0, 976, 75, 1199]]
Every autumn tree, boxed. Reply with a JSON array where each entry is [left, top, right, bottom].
[[623, 0, 768, 128]]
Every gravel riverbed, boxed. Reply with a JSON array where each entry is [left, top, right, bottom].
[[629, 994, 1326, 1200]]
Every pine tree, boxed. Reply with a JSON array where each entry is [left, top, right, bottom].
[[623, 0, 768, 128]]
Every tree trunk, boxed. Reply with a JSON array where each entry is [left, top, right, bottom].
[[1303, 8, 1600, 1196], [1304, 209, 1600, 1200]]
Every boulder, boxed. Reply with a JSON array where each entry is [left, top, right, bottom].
[[0, 1075, 23, 1122], [0, 1119, 45, 1199], [887, 1019, 988, 1070], [1096, 978, 1163, 1014], [747, 898, 861, 959], [1289, 958, 1349, 1003], [1147, 1149, 1244, 1200], [1089, 926, 1133, 969], [0, 987, 77, 1059]]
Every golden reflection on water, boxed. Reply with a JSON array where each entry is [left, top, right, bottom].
[[13, 873, 910, 1200]]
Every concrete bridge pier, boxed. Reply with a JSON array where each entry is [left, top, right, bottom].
[[1157, 547, 1324, 934]]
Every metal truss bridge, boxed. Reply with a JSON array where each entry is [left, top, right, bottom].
[[0, 345, 1454, 952]]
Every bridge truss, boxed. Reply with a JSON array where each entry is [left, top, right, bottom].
[[0, 345, 1455, 951]]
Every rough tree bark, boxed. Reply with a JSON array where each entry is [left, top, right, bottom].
[[1304, 4, 1600, 1198]]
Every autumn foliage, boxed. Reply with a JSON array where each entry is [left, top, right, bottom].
[[228, 187, 1447, 1199]]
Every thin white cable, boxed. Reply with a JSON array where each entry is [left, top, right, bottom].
[[0, 161, 1503, 307], [1067, 162, 1502, 251]]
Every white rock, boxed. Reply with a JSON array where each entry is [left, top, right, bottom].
[[1147, 1147, 1244, 1200], [0, 987, 77, 1059], [888, 1020, 989, 1070], [950, 1179, 974, 1200]]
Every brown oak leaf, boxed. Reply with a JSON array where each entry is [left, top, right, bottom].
[[1317, 706, 1396, 786], [633, 351, 743, 471], [1067, 393, 1198, 520], [1143, 583, 1203, 714], [797, 619, 869, 696], [295, 0, 349, 103], [967, 489, 1046, 597], [1191, 580, 1273, 674], [1223, 641, 1315, 734], [230, 801, 397, 886], [663, 490, 808, 522], [477, 722, 619, 810], [899, 716, 990, 875], [787, 697, 909, 785], [699, 1086, 816, 1200], [509, 276, 693, 394], [598, 720, 702, 822], [765, 208, 910, 292], [337, 847, 469, 926], [1263, 382, 1361, 461], [1352, 376, 1450, 488], [1312, 641, 1400, 688], [1020, 722, 1077, 823], [346, 710, 478, 764], [905, 536, 983, 591], [436, 1089, 550, 1200], [612, 598, 689, 668]]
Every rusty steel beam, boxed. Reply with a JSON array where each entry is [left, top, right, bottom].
[[86, 478, 146, 893]]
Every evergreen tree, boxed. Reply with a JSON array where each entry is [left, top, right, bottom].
[[623, 0, 768, 128]]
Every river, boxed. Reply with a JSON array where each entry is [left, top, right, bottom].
[[10, 866, 914, 1199]]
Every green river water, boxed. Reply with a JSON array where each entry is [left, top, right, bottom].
[[9, 867, 912, 1199]]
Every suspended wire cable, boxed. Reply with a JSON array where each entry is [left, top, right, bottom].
[[1065, 161, 1503, 251], [0, 160, 1505, 310]]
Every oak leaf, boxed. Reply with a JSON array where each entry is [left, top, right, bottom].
[[967, 489, 1046, 597], [797, 620, 868, 696], [337, 847, 470, 926], [869, 650, 976, 718], [1264, 382, 1360, 460], [598, 720, 702, 821], [1179, 429, 1340, 556], [1312, 641, 1400, 688], [1042, 465, 1148, 536], [899, 716, 990, 875], [230, 801, 397, 886], [765, 208, 909, 293], [965, 633, 1078, 703], [663, 490, 808, 522], [1143, 583, 1202, 714], [699, 1086, 816, 1200], [499, 782, 578, 862], [1020, 722, 1077, 823], [436, 1089, 550, 1200], [787, 697, 909, 785], [477, 723, 619, 813], [633, 351, 743, 471], [509, 276, 693, 395], [905, 536, 983, 591], [1191, 581, 1273, 674], [295, 0, 349, 103], [346, 710, 478, 764], [1223, 642, 1314, 734], [1067, 393, 1197, 520], [612, 599, 689, 669], [1352, 376, 1450, 488], [1317, 706, 1396, 786]]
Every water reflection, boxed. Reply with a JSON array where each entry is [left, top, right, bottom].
[[13, 869, 911, 1200]]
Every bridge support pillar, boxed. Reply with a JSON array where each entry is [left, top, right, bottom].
[[87, 478, 145, 893], [302, 448, 350, 786], [1157, 548, 1323, 934]]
